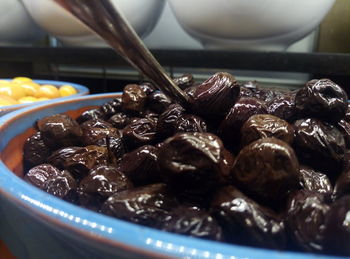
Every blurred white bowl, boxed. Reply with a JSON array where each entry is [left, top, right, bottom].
[[168, 0, 335, 50], [22, 0, 165, 47], [0, 0, 45, 46]]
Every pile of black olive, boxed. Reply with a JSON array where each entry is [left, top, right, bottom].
[[23, 72, 350, 256]]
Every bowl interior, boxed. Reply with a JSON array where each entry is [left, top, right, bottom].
[[0, 93, 343, 259]]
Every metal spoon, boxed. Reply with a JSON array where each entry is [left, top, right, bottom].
[[53, 0, 190, 108]]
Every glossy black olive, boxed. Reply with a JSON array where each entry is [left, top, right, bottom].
[[122, 84, 147, 114], [23, 132, 51, 167]]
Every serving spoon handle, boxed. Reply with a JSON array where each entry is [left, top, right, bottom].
[[53, 0, 190, 108]]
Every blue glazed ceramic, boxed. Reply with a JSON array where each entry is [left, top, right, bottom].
[[0, 79, 89, 116], [0, 93, 345, 259]]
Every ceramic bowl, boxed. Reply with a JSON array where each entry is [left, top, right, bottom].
[[0, 93, 345, 259], [21, 0, 165, 47], [168, 0, 335, 50], [0, 80, 89, 116], [0, 0, 45, 46]]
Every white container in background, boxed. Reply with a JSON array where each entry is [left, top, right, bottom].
[[21, 0, 165, 47], [168, 0, 335, 51], [0, 0, 45, 46]]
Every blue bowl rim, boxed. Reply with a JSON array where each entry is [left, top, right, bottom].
[[0, 93, 345, 259], [0, 79, 89, 111]]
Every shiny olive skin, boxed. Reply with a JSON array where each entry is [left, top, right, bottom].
[[37, 114, 83, 149], [78, 165, 132, 211], [25, 164, 62, 190], [332, 170, 350, 200], [45, 170, 77, 202], [96, 136, 126, 159], [299, 166, 333, 196], [337, 119, 350, 148], [211, 186, 286, 249], [173, 74, 195, 90], [158, 133, 230, 195], [47, 146, 110, 179], [295, 79, 348, 123], [122, 84, 147, 114], [191, 72, 240, 121], [240, 114, 294, 147], [184, 85, 198, 99], [156, 104, 185, 139], [80, 118, 113, 129], [76, 108, 105, 124], [146, 91, 172, 114], [219, 97, 267, 149], [242, 80, 258, 89], [81, 126, 120, 146], [267, 92, 297, 122], [251, 88, 279, 103], [293, 118, 346, 174], [162, 206, 223, 241], [117, 145, 161, 186], [25, 164, 77, 201], [231, 137, 299, 208], [139, 82, 156, 96], [286, 190, 330, 253], [344, 104, 350, 122], [99, 98, 122, 119], [176, 114, 207, 133], [238, 86, 253, 98], [323, 196, 350, 256], [108, 112, 130, 129], [102, 183, 178, 228], [23, 132, 52, 167], [122, 118, 157, 149]]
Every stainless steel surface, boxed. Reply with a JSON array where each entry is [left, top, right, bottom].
[[53, 0, 190, 107]]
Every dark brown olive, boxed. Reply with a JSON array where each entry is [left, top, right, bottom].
[[286, 190, 330, 253], [295, 79, 348, 123], [47, 146, 110, 179], [76, 108, 105, 124], [337, 119, 350, 148], [332, 170, 350, 200], [218, 97, 268, 149], [162, 206, 223, 241], [122, 118, 157, 149], [37, 114, 82, 149], [99, 98, 122, 119], [78, 165, 133, 211], [345, 104, 350, 122], [191, 72, 240, 121], [117, 145, 161, 186], [231, 137, 299, 208], [251, 88, 278, 103], [238, 86, 253, 98], [323, 195, 350, 256], [81, 127, 120, 146], [23, 132, 51, 167], [146, 91, 172, 114], [299, 166, 333, 196], [176, 114, 207, 133], [240, 114, 294, 147], [211, 186, 286, 249], [173, 74, 195, 90], [102, 183, 178, 228], [25, 164, 62, 190], [142, 110, 159, 124], [156, 104, 185, 139], [293, 118, 345, 174], [122, 84, 147, 114], [80, 118, 113, 129], [267, 92, 297, 122], [96, 136, 126, 159], [184, 85, 198, 99], [44, 170, 77, 202], [108, 112, 130, 129], [158, 133, 229, 195], [139, 82, 156, 96]]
